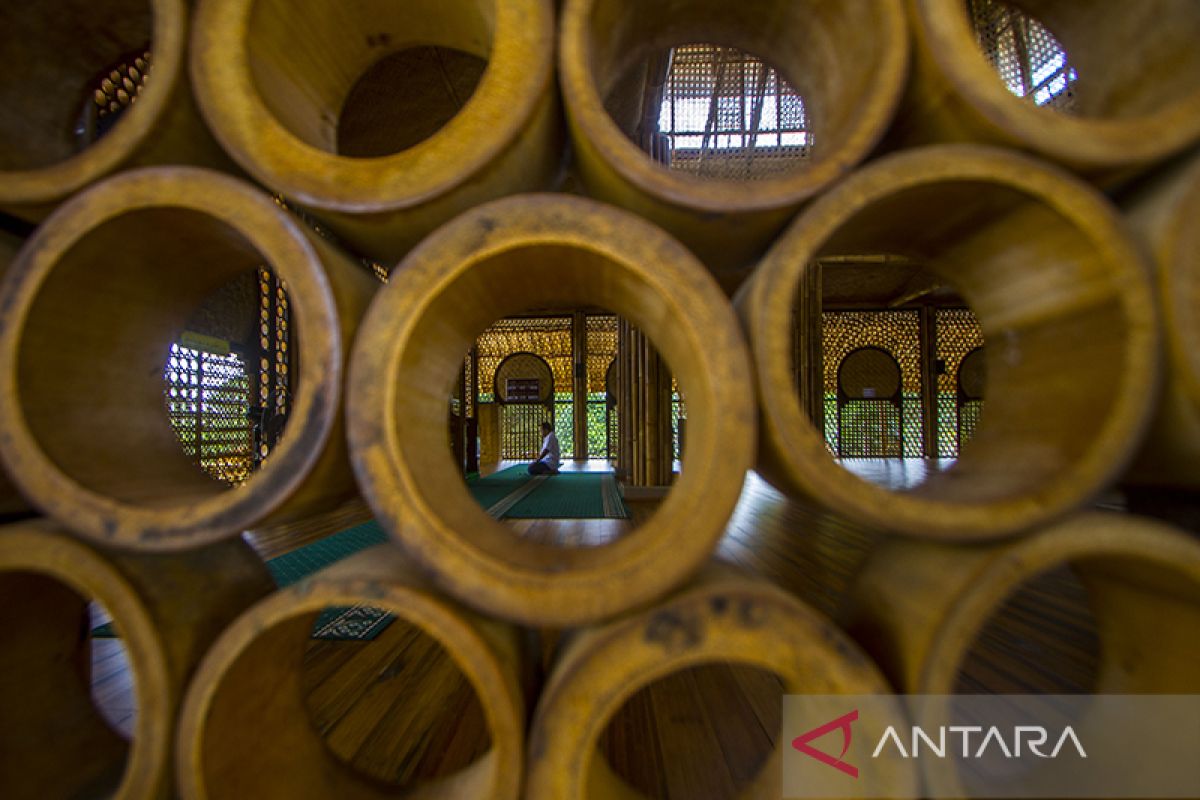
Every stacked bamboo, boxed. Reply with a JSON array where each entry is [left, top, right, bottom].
[[0, 0, 1196, 797]]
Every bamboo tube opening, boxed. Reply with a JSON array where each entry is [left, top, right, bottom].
[[0, 527, 170, 800], [244, 0, 491, 158], [843, 513, 1200, 796], [192, 0, 555, 216], [564, 0, 907, 207], [348, 195, 756, 626], [177, 546, 523, 799], [739, 146, 1159, 539], [525, 571, 917, 799], [912, 0, 1200, 168], [597, 661, 784, 799], [0, 169, 347, 549], [0, 1, 182, 208]]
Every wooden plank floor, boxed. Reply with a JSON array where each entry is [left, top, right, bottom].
[[83, 466, 1111, 797]]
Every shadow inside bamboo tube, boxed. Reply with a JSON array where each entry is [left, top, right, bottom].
[[0, 1, 152, 170], [245, 0, 493, 158], [337, 46, 487, 158], [595, 661, 785, 800], [299, 614, 492, 788], [604, 43, 814, 181], [0, 573, 131, 799], [803, 259, 989, 491]]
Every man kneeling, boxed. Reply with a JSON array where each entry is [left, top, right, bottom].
[[528, 421, 560, 475]]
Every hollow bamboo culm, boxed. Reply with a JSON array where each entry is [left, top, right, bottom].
[[0, 0, 238, 221], [842, 511, 1200, 797], [894, 0, 1200, 177], [0, 167, 377, 551], [558, 0, 910, 278], [736, 145, 1160, 540], [190, 0, 563, 265], [1121, 153, 1200, 488], [176, 543, 526, 799], [0, 520, 274, 799], [0, 229, 30, 517], [526, 567, 918, 799], [348, 194, 755, 626]]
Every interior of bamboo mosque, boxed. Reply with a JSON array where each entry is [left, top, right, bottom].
[[0, 0, 1198, 798]]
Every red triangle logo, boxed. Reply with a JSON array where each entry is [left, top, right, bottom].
[[791, 709, 859, 778]]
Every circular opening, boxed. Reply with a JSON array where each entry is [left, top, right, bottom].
[[603, 43, 813, 181], [390, 243, 710, 574], [967, 0, 1077, 112], [457, 311, 683, 548], [14, 208, 297, 509], [0, 571, 134, 798], [246, 0, 492, 157], [300, 613, 491, 787], [595, 661, 784, 799], [960, 0, 1200, 121], [575, 0, 904, 198], [0, 2, 153, 171], [930, 542, 1200, 795], [195, 605, 499, 796], [756, 152, 1155, 536], [807, 255, 989, 489]]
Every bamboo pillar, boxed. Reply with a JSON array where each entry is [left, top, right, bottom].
[[736, 145, 1159, 540], [0, 0, 239, 221], [572, 311, 588, 461], [347, 194, 755, 626], [558, 0, 909, 275], [0, 168, 377, 550], [796, 260, 825, 434], [0, 520, 273, 799], [919, 305, 938, 458]]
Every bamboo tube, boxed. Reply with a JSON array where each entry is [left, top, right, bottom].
[[526, 567, 917, 799], [0, 520, 273, 799], [1121, 153, 1200, 488], [894, 0, 1200, 177], [190, 0, 563, 265], [0, 228, 30, 517], [558, 0, 910, 277], [0, 0, 237, 221], [736, 145, 1160, 540], [347, 194, 755, 626], [176, 543, 525, 799], [842, 511, 1200, 797], [0, 167, 377, 550]]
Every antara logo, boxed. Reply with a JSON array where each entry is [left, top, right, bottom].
[[792, 710, 860, 778], [791, 710, 1087, 778]]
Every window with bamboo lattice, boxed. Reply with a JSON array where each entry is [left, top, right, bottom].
[[656, 44, 811, 180], [936, 307, 985, 457], [968, 0, 1077, 110], [165, 343, 253, 486], [822, 310, 923, 457], [164, 268, 291, 485]]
